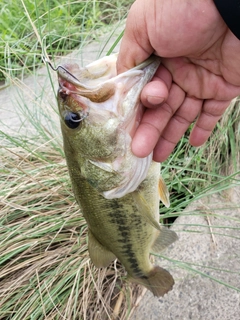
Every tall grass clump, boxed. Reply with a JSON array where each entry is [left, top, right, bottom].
[[160, 98, 240, 220], [1, 0, 240, 319], [0, 0, 131, 84]]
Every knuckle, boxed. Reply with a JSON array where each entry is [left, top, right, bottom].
[[161, 102, 175, 116], [173, 114, 192, 126]]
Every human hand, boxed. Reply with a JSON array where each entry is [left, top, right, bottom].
[[117, 0, 240, 162]]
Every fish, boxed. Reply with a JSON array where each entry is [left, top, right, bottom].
[[56, 53, 178, 297]]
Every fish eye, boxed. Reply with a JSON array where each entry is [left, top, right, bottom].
[[64, 111, 82, 129]]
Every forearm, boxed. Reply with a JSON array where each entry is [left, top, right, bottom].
[[214, 0, 240, 39]]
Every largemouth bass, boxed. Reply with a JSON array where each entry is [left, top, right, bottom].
[[56, 54, 178, 297]]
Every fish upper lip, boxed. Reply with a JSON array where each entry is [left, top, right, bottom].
[[57, 54, 161, 114], [57, 54, 160, 89], [44, 56, 86, 87], [45, 53, 160, 91], [57, 65, 88, 88]]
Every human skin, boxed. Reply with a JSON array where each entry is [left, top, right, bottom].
[[117, 0, 240, 162]]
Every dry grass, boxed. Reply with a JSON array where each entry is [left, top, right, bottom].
[[0, 145, 146, 319], [200, 99, 240, 183], [1, 6, 240, 314], [1, 101, 239, 319], [1, 85, 240, 320]]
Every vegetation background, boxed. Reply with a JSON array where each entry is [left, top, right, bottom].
[[0, 1, 239, 319]]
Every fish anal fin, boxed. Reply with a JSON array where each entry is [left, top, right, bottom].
[[159, 175, 170, 208], [88, 229, 116, 268], [129, 266, 174, 297], [152, 227, 178, 253]]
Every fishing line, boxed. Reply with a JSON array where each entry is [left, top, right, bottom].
[[41, 35, 81, 83]]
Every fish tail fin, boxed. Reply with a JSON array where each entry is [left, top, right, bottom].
[[130, 266, 174, 297]]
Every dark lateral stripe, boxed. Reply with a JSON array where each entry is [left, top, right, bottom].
[[108, 200, 144, 276]]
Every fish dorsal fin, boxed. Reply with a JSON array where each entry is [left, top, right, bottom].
[[152, 227, 178, 253], [158, 175, 170, 208], [131, 191, 162, 231]]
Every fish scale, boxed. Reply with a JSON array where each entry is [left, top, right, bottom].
[[71, 171, 156, 278], [56, 54, 178, 296]]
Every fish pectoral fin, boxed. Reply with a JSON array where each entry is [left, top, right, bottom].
[[131, 192, 162, 231], [128, 266, 174, 297], [152, 227, 178, 253], [88, 229, 116, 268], [158, 175, 170, 208], [88, 160, 114, 173], [132, 191, 178, 247]]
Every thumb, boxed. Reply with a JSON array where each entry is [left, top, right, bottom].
[[116, 1, 153, 74]]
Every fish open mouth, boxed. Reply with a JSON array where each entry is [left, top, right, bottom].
[[56, 54, 161, 198]]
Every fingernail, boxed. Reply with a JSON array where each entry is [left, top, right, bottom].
[[146, 95, 165, 105]]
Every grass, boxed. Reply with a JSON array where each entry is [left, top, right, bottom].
[[0, 128, 142, 320], [0, 0, 131, 84], [1, 0, 240, 319], [160, 100, 240, 219]]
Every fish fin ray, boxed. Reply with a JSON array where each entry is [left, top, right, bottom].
[[103, 153, 152, 199], [88, 229, 116, 268], [152, 227, 178, 253], [88, 160, 114, 173], [131, 191, 161, 231], [158, 175, 170, 208], [128, 266, 174, 297]]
